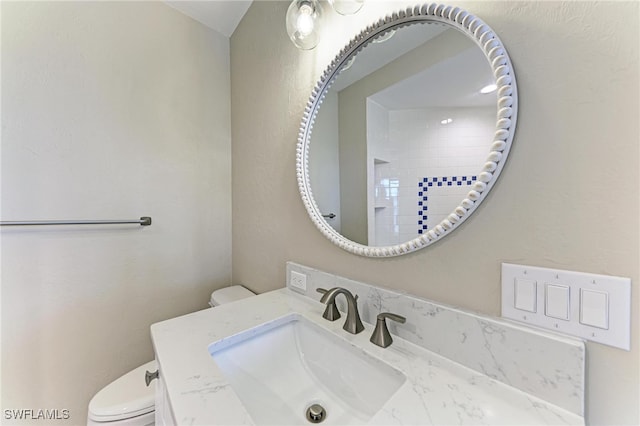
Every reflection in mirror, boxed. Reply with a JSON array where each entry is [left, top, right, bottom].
[[298, 4, 517, 257], [309, 23, 497, 246]]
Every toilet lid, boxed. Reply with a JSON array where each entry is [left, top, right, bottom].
[[88, 360, 156, 422]]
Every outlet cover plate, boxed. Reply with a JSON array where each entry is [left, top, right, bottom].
[[290, 270, 307, 293]]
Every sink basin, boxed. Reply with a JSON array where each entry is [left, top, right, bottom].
[[208, 314, 406, 425]]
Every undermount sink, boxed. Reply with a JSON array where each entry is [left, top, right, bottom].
[[208, 314, 406, 425]]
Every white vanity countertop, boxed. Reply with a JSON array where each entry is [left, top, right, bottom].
[[151, 288, 584, 426]]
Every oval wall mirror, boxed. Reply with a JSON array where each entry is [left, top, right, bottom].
[[296, 4, 517, 257]]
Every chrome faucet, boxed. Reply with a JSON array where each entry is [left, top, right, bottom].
[[319, 287, 364, 334]]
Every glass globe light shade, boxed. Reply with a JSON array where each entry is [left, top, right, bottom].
[[286, 0, 323, 50], [372, 29, 396, 44], [328, 0, 364, 15]]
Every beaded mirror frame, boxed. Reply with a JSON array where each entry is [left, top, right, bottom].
[[296, 3, 518, 257]]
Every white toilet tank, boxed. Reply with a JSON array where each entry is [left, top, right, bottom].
[[209, 285, 256, 307], [87, 285, 255, 425]]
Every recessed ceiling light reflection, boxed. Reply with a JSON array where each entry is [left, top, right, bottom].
[[480, 83, 497, 94]]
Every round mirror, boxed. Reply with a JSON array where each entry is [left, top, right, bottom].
[[296, 4, 517, 257]]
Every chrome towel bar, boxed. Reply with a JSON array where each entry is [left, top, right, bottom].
[[0, 216, 152, 227]]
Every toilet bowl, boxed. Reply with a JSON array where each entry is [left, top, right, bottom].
[[87, 285, 256, 425]]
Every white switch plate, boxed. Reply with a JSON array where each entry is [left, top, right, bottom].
[[502, 263, 631, 350], [290, 270, 307, 293]]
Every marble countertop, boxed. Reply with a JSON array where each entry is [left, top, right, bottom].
[[151, 288, 584, 425]]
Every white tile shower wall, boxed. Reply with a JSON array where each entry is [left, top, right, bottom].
[[286, 262, 586, 417], [418, 176, 475, 231], [371, 106, 495, 242], [367, 99, 391, 245]]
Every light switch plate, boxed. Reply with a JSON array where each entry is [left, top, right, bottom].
[[502, 263, 631, 350]]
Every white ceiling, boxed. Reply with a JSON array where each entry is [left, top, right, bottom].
[[164, 1, 253, 37], [370, 47, 495, 109], [333, 25, 495, 109]]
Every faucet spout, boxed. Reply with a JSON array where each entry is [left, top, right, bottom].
[[320, 287, 364, 334]]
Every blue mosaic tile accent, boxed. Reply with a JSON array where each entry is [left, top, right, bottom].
[[417, 175, 475, 234]]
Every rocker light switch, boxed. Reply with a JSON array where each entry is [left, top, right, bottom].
[[545, 284, 570, 320], [580, 289, 609, 329], [514, 278, 537, 312]]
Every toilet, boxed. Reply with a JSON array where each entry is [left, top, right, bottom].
[[87, 285, 256, 426]]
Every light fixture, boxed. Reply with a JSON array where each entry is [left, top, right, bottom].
[[286, 0, 323, 50], [328, 0, 365, 15], [440, 118, 453, 125], [340, 56, 356, 72], [480, 83, 497, 94]]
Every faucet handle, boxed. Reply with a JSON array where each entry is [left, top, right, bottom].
[[145, 369, 159, 387], [317, 288, 341, 321], [370, 312, 406, 348], [379, 312, 405, 323]]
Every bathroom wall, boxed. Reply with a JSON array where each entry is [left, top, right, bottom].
[[308, 90, 342, 233], [1, 2, 231, 424], [366, 99, 389, 244], [231, 1, 639, 424]]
